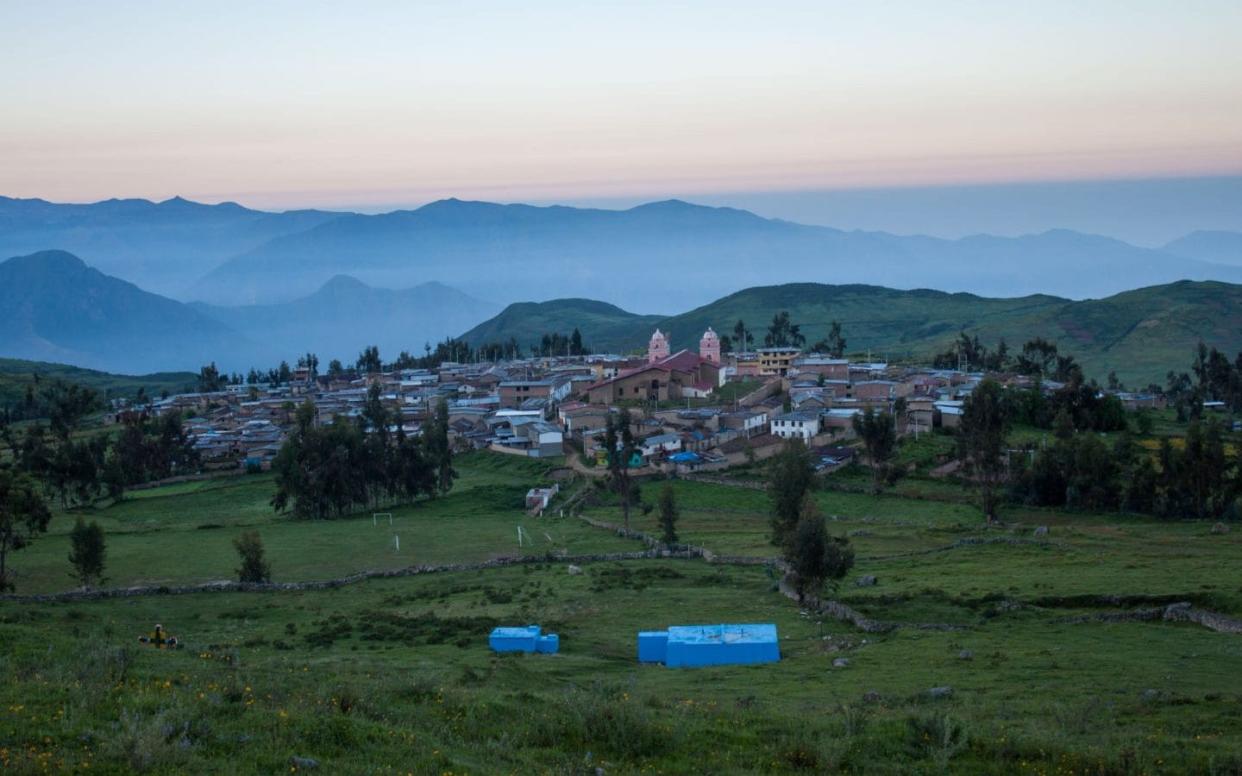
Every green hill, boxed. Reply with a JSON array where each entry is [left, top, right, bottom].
[[461, 281, 1242, 385], [0, 358, 197, 411], [460, 298, 664, 353]]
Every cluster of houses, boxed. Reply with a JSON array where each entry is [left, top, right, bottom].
[[117, 325, 1177, 474]]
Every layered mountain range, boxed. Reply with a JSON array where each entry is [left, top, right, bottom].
[[0, 251, 494, 374], [3, 195, 1241, 311], [1, 195, 1240, 381]]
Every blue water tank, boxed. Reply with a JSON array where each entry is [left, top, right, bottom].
[[489, 626, 540, 653], [656, 624, 780, 668], [490, 625, 559, 654], [637, 631, 669, 663]]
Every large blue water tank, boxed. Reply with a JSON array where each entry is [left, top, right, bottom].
[[654, 624, 780, 667]]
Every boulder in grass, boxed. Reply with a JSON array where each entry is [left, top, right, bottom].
[[958, 649, 974, 661], [567, 564, 583, 575], [832, 657, 850, 668], [1033, 526, 1049, 537], [927, 686, 953, 700], [290, 756, 319, 770], [855, 575, 878, 588]]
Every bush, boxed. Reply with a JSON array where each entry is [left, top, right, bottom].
[[905, 712, 968, 768], [232, 530, 271, 583]]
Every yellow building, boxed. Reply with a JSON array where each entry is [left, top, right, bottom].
[[757, 347, 801, 376]]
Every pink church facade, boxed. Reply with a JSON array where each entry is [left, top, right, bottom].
[[648, 329, 670, 363], [699, 327, 721, 364]]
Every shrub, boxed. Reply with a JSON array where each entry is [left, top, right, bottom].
[[232, 530, 271, 583], [905, 712, 968, 768]]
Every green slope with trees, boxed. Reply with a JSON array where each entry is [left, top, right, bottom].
[[459, 298, 664, 355], [0, 358, 196, 417], [462, 280, 1242, 385]]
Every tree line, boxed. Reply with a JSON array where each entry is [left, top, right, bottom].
[[719, 314, 847, 357], [2, 388, 198, 509], [955, 379, 1241, 523], [270, 386, 455, 520], [0, 381, 200, 590]]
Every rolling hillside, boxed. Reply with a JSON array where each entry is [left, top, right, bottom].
[[0, 358, 197, 411], [460, 280, 1242, 385], [460, 298, 664, 352]]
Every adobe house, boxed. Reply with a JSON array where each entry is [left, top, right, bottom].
[[498, 380, 554, 409]]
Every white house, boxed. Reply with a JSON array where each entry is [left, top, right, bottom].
[[770, 410, 821, 440], [640, 432, 683, 458]]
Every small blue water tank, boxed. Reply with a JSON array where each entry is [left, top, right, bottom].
[[489, 625, 559, 654]]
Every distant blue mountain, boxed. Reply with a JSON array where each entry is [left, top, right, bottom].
[[191, 198, 1242, 310], [1163, 230, 1242, 266], [0, 195, 344, 297], [0, 250, 254, 373], [5, 195, 1241, 313], [192, 275, 499, 365]]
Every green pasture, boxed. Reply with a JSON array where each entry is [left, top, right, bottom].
[[3, 559, 1242, 774], [7, 453, 632, 595], [3, 451, 1242, 773]]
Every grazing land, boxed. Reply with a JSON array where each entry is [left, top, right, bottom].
[[3, 452, 1242, 774]]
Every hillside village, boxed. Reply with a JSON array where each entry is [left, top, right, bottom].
[[126, 324, 1179, 480]]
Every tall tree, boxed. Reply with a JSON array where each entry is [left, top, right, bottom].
[[732, 319, 754, 352], [68, 517, 107, 588], [197, 362, 225, 392], [957, 379, 1011, 523], [658, 483, 679, 545], [427, 398, 456, 496], [768, 438, 815, 547], [813, 321, 846, 358], [852, 407, 897, 494], [0, 469, 52, 592], [604, 410, 637, 530], [764, 311, 805, 348], [356, 345, 382, 374], [786, 496, 854, 602]]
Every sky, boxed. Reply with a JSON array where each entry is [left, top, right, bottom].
[[3, 0, 1242, 240]]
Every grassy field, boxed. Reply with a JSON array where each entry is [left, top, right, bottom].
[[3, 451, 1242, 773], [6, 452, 633, 594]]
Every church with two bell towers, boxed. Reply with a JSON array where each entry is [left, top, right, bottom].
[[648, 327, 720, 365]]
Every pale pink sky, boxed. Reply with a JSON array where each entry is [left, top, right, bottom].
[[3, 1, 1241, 209]]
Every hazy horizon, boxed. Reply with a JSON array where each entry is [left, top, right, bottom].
[[7, 174, 1242, 248], [4, 1, 1241, 232]]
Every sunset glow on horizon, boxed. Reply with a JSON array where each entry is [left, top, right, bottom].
[[4, 0, 1241, 210]]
